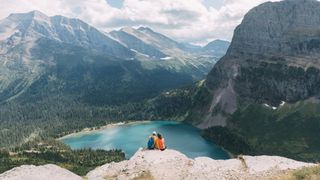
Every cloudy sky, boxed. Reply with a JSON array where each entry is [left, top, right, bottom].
[[0, 0, 280, 45]]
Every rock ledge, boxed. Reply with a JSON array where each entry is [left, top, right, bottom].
[[87, 148, 315, 180], [0, 149, 315, 180]]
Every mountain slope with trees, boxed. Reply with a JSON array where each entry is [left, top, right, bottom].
[[0, 11, 229, 147]]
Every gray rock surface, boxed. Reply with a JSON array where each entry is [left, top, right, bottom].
[[229, 0, 320, 56], [86, 148, 314, 180], [0, 164, 82, 180], [0, 149, 315, 180]]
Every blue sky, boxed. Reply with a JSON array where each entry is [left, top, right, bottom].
[[106, 0, 124, 9], [203, 0, 224, 9], [0, 0, 279, 45]]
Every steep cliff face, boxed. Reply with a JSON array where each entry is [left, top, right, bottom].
[[188, 0, 320, 128], [229, 0, 320, 56], [186, 0, 320, 161]]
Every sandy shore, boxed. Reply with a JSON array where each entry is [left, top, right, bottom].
[[57, 120, 151, 140]]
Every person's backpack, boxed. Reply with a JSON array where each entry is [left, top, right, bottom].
[[147, 136, 155, 149]]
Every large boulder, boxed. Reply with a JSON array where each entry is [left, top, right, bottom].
[[0, 164, 82, 180]]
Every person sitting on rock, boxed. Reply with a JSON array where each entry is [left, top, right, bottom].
[[156, 133, 166, 151], [147, 131, 158, 150]]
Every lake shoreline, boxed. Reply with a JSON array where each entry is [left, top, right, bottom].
[[60, 121, 230, 160], [57, 120, 152, 140]]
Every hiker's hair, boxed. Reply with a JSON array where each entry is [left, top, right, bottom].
[[157, 133, 162, 139]]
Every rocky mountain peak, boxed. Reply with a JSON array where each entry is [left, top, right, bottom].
[[8, 10, 48, 21], [228, 0, 320, 57], [0, 10, 134, 59], [137, 26, 154, 32], [118, 27, 134, 34], [29, 10, 49, 20]]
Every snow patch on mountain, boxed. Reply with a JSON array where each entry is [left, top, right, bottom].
[[160, 56, 172, 60], [263, 101, 286, 110]]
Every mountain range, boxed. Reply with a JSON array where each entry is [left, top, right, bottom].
[[3, 0, 319, 164], [0, 10, 229, 104], [0, 10, 229, 147]]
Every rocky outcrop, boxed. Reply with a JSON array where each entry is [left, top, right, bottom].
[[0, 149, 315, 180], [87, 148, 314, 180], [0, 164, 82, 180]]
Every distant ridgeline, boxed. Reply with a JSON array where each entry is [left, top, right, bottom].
[[0, 11, 229, 147]]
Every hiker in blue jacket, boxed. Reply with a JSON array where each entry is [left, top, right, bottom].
[[147, 131, 158, 149]]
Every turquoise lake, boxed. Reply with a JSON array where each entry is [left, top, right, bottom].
[[61, 121, 230, 159]]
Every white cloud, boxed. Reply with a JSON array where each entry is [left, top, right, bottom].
[[0, 0, 281, 44]]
